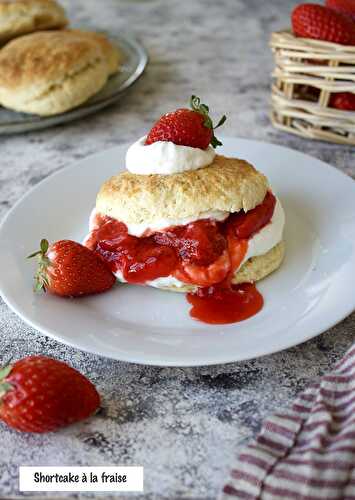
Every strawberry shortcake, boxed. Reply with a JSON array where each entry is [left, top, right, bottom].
[[84, 96, 285, 324]]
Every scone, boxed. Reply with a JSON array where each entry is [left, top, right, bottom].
[[0, 29, 121, 116], [0, 0, 67, 43], [84, 97, 286, 324]]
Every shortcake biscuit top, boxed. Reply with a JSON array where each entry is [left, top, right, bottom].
[[96, 155, 268, 225]]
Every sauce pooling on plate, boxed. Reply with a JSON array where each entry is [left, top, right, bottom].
[[187, 282, 264, 324]]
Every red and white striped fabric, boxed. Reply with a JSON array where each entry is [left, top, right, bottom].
[[221, 343, 355, 500]]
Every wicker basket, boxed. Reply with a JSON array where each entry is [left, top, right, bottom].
[[270, 30, 355, 145]]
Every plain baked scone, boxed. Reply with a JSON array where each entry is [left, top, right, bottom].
[[0, 0, 67, 43], [0, 29, 121, 116]]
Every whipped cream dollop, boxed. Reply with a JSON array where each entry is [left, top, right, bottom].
[[111, 198, 285, 287], [126, 136, 216, 175]]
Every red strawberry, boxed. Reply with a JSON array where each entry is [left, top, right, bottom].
[[0, 356, 100, 433], [326, 0, 355, 21], [291, 4, 355, 45], [145, 95, 226, 149], [28, 239, 116, 297], [329, 92, 355, 110]]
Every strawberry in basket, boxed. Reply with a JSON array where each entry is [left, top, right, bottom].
[[292, 3, 355, 45], [330, 92, 355, 111], [326, 0, 355, 21]]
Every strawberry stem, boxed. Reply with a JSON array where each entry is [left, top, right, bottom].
[[0, 365, 13, 399], [0, 365, 12, 380], [190, 95, 227, 148], [27, 239, 51, 292]]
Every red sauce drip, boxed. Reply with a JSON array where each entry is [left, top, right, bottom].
[[187, 282, 264, 324], [85, 192, 276, 324]]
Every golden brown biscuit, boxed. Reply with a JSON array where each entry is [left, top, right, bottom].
[[0, 29, 121, 115], [96, 155, 269, 225], [0, 0, 67, 43], [232, 240, 285, 284], [150, 241, 285, 293]]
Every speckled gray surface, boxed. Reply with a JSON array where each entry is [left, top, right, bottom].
[[0, 0, 354, 499]]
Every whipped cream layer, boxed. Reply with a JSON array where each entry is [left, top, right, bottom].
[[126, 135, 216, 175], [112, 198, 285, 287], [125, 210, 229, 237], [241, 197, 285, 267]]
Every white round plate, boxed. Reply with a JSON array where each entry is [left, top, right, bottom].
[[1, 138, 355, 366]]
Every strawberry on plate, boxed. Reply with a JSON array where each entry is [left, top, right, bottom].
[[326, 0, 355, 21], [291, 3, 355, 45], [0, 356, 100, 433], [329, 92, 355, 110], [28, 238, 116, 297], [145, 95, 227, 149]]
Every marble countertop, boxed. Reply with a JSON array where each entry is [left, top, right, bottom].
[[0, 0, 354, 498]]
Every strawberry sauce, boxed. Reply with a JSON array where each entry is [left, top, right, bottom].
[[187, 283, 264, 324], [85, 192, 276, 324]]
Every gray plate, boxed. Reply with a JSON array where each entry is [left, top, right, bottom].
[[0, 33, 148, 134]]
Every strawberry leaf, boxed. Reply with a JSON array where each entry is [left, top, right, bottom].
[[0, 382, 13, 398], [189, 95, 227, 149], [215, 115, 227, 129], [0, 365, 12, 381], [0, 364, 13, 399], [27, 239, 51, 293], [40, 239, 49, 253]]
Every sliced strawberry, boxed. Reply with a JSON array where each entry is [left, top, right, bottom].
[[175, 250, 231, 287], [125, 242, 177, 283], [85, 216, 128, 251], [153, 219, 227, 266], [227, 192, 276, 240], [178, 220, 227, 266]]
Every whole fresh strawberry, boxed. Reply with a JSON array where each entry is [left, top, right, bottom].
[[329, 92, 355, 110], [326, 0, 355, 21], [28, 239, 116, 297], [291, 4, 355, 45], [0, 356, 100, 433], [145, 95, 227, 149]]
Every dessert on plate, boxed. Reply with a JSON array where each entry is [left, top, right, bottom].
[[84, 97, 286, 324]]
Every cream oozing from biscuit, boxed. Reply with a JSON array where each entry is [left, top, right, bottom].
[[125, 210, 229, 237], [240, 197, 285, 267], [111, 198, 285, 287], [125, 135, 216, 175]]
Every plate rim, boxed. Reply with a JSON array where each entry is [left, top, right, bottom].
[[1, 137, 355, 366]]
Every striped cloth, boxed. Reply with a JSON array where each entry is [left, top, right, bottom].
[[221, 343, 355, 500]]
